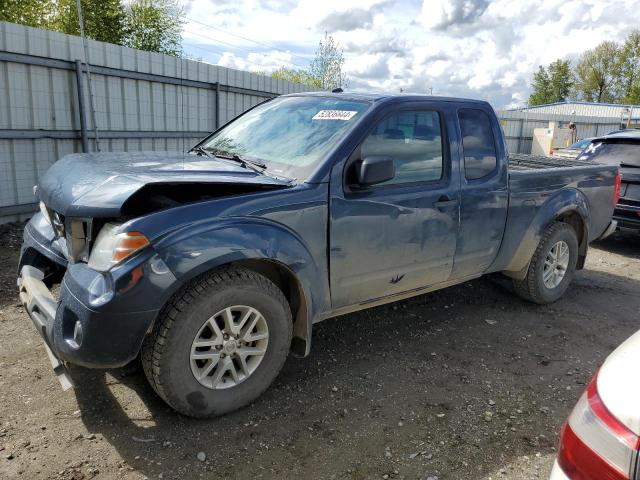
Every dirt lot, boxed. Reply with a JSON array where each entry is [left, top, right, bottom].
[[0, 222, 639, 480]]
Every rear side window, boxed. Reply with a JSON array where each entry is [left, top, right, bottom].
[[577, 142, 640, 167], [360, 110, 444, 185], [459, 109, 498, 180]]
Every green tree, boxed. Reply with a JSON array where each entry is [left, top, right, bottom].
[[309, 33, 348, 90], [547, 59, 574, 102], [1, 0, 184, 57], [271, 67, 320, 87], [272, 33, 347, 89], [614, 30, 640, 104], [575, 41, 620, 103], [0, 0, 57, 28], [54, 0, 126, 45], [528, 65, 552, 106], [123, 0, 184, 56], [528, 60, 573, 106]]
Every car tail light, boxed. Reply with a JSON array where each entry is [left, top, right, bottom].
[[557, 373, 640, 479], [613, 170, 622, 206]]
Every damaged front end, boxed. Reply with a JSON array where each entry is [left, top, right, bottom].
[[18, 151, 293, 376]]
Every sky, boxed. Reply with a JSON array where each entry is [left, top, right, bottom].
[[181, 0, 640, 108]]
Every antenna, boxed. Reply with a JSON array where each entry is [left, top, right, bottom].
[[76, 0, 101, 152]]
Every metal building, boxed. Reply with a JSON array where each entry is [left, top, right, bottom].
[[508, 101, 640, 123]]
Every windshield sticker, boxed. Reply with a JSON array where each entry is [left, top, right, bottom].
[[312, 110, 358, 121]]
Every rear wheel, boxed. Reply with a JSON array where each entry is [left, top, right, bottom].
[[513, 222, 579, 304], [141, 267, 292, 417]]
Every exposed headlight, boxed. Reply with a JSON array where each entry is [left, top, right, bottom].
[[39, 201, 52, 225], [88, 223, 150, 271]]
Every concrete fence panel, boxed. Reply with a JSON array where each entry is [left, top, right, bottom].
[[0, 22, 317, 222]]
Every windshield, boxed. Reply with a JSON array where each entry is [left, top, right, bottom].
[[568, 138, 592, 149], [200, 96, 371, 180], [577, 142, 640, 167]]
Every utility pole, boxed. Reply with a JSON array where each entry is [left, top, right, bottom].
[[429, 87, 433, 95], [76, 0, 101, 151]]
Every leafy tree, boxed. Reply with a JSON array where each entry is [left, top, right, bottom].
[[271, 33, 348, 89], [54, 0, 126, 45], [309, 33, 348, 90], [528, 60, 573, 106], [271, 67, 320, 87], [0, 0, 57, 28], [1, 0, 184, 57], [547, 59, 574, 102], [528, 65, 552, 106], [575, 41, 620, 103], [614, 30, 640, 104], [123, 0, 184, 56]]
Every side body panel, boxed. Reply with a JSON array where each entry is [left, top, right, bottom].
[[450, 105, 509, 279], [328, 101, 462, 307], [125, 183, 331, 324], [490, 165, 617, 276]]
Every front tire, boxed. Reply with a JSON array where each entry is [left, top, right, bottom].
[[513, 222, 579, 304], [141, 267, 292, 417]]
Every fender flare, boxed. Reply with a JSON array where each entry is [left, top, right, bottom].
[[152, 217, 328, 356], [499, 188, 589, 279]]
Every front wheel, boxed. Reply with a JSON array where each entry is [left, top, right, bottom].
[[512, 222, 579, 304], [141, 267, 292, 417]]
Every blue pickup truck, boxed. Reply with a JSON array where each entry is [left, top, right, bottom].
[[18, 92, 619, 417]]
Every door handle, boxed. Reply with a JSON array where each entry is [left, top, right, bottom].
[[433, 197, 458, 209]]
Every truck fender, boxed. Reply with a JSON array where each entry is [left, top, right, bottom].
[[152, 217, 327, 357], [500, 188, 589, 279]]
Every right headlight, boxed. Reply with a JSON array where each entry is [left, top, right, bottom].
[[88, 223, 150, 271]]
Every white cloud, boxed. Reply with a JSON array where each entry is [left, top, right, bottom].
[[420, 0, 490, 30], [181, 0, 640, 107]]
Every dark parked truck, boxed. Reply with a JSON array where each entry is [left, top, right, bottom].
[[575, 130, 640, 231], [17, 93, 620, 417]]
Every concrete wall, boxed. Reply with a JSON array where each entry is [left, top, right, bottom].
[[0, 22, 317, 222]]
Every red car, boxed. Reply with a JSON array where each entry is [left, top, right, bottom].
[[551, 330, 640, 479]]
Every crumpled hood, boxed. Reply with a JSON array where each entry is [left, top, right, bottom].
[[37, 151, 291, 217]]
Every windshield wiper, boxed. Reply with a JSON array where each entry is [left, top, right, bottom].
[[189, 146, 213, 157], [213, 152, 267, 173]]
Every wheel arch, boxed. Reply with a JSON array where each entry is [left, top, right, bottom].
[[555, 209, 588, 269], [498, 188, 589, 279], [150, 218, 325, 357], [226, 258, 310, 358]]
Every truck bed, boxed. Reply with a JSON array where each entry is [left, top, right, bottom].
[[496, 152, 618, 274], [508, 153, 593, 171]]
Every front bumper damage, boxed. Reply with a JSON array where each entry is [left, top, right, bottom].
[[17, 214, 178, 386], [18, 265, 72, 390]]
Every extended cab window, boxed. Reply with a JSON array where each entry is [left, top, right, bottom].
[[361, 110, 444, 185], [459, 108, 498, 180]]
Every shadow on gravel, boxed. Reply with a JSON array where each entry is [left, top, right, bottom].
[[593, 230, 639, 258], [66, 265, 640, 479]]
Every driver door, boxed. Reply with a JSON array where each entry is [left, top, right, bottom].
[[329, 106, 460, 308]]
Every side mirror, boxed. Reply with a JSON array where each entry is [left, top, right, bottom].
[[357, 156, 395, 186]]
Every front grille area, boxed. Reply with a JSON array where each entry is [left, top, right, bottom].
[[65, 218, 92, 263], [41, 202, 93, 263]]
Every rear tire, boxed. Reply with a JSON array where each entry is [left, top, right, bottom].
[[513, 222, 578, 304], [141, 267, 292, 417]]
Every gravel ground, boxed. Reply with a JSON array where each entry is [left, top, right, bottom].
[[0, 221, 639, 480]]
